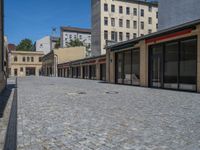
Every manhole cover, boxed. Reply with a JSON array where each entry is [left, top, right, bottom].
[[78, 92, 87, 95], [106, 91, 119, 94], [66, 92, 86, 96]]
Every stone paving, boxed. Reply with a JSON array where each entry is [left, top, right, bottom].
[[17, 77, 200, 150]]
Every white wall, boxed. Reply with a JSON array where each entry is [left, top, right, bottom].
[[61, 31, 91, 48], [36, 36, 51, 55]]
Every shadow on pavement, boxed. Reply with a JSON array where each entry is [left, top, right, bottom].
[[0, 84, 16, 118]]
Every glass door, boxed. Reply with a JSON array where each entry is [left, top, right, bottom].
[[150, 45, 163, 88]]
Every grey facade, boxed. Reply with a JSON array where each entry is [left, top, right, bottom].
[[158, 0, 200, 30], [91, 0, 101, 56]]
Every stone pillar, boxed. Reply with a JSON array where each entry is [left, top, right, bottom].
[[140, 40, 149, 87], [80, 65, 83, 79], [106, 50, 110, 82], [96, 63, 100, 80], [109, 51, 115, 83]]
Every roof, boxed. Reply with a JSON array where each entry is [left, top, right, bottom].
[[8, 44, 16, 52], [11, 50, 44, 55], [61, 26, 91, 34], [116, 0, 158, 7], [107, 19, 200, 51], [58, 55, 106, 66]]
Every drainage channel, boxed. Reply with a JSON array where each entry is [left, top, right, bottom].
[[4, 79, 17, 150]]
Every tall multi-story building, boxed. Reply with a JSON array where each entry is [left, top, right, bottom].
[[159, 0, 200, 30], [91, 0, 158, 56], [36, 36, 60, 54]]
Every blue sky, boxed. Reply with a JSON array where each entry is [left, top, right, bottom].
[[5, 0, 91, 45]]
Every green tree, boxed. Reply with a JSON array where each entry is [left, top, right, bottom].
[[16, 39, 33, 51], [55, 38, 61, 49], [68, 39, 84, 47]]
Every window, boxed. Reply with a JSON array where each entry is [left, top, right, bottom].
[[133, 21, 137, 29], [111, 31, 117, 41], [27, 57, 30, 62], [133, 8, 137, 16], [156, 23, 158, 29], [104, 3, 108, 11], [179, 38, 197, 91], [148, 6, 152, 12], [119, 19, 123, 27], [126, 20, 130, 28], [22, 57, 25, 62], [124, 51, 132, 84], [126, 33, 130, 40], [104, 17, 108, 26], [119, 6, 123, 14], [119, 32, 123, 41], [132, 50, 140, 85], [104, 30, 108, 40], [20, 67, 23, 72], [164, 42, 179, 89], [141, 34, 144, 36], [133, 33, 137, 39], [126, 7, 130, 15], [14, 69, 18, 76], [14, 56, 17, 62], [31, 57, 34, 62], [111, 18, 115, 27], [141, 9, 144, 17], [116, 49, 140, 85], [141, 21, 144, 30], [148, 29, 152, 34], [39, 57, 42, 62], [150, 37, 197, 91], [156, 11, 158, 18], [111, 4, 115, 12], [79, 35, 82, 39], [116, 52, 123, 84], [148, 17, 152, 24]]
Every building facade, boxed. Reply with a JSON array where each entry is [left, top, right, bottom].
[[36, 36, 59, 54], [106, 19, 200, 93], [42, 47, 87, 77], [159, 0, 200, 30], [91, 0, 158, 56], [10, 51, 44, 77], [57, 19, 200, 93], [57, 55, 106, 81]]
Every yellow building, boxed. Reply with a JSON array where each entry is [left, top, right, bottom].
[[10, 51, 44, 77], [42, 47, 87, 76]]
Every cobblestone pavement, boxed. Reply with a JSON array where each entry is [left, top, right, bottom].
[[17, 77, 200, 150]]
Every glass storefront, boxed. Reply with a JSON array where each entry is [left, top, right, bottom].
[[89, 65, 96, 80], [149, 37, 197, 91], [116, 49, 140, 85], [83, 65, 89, 79]]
